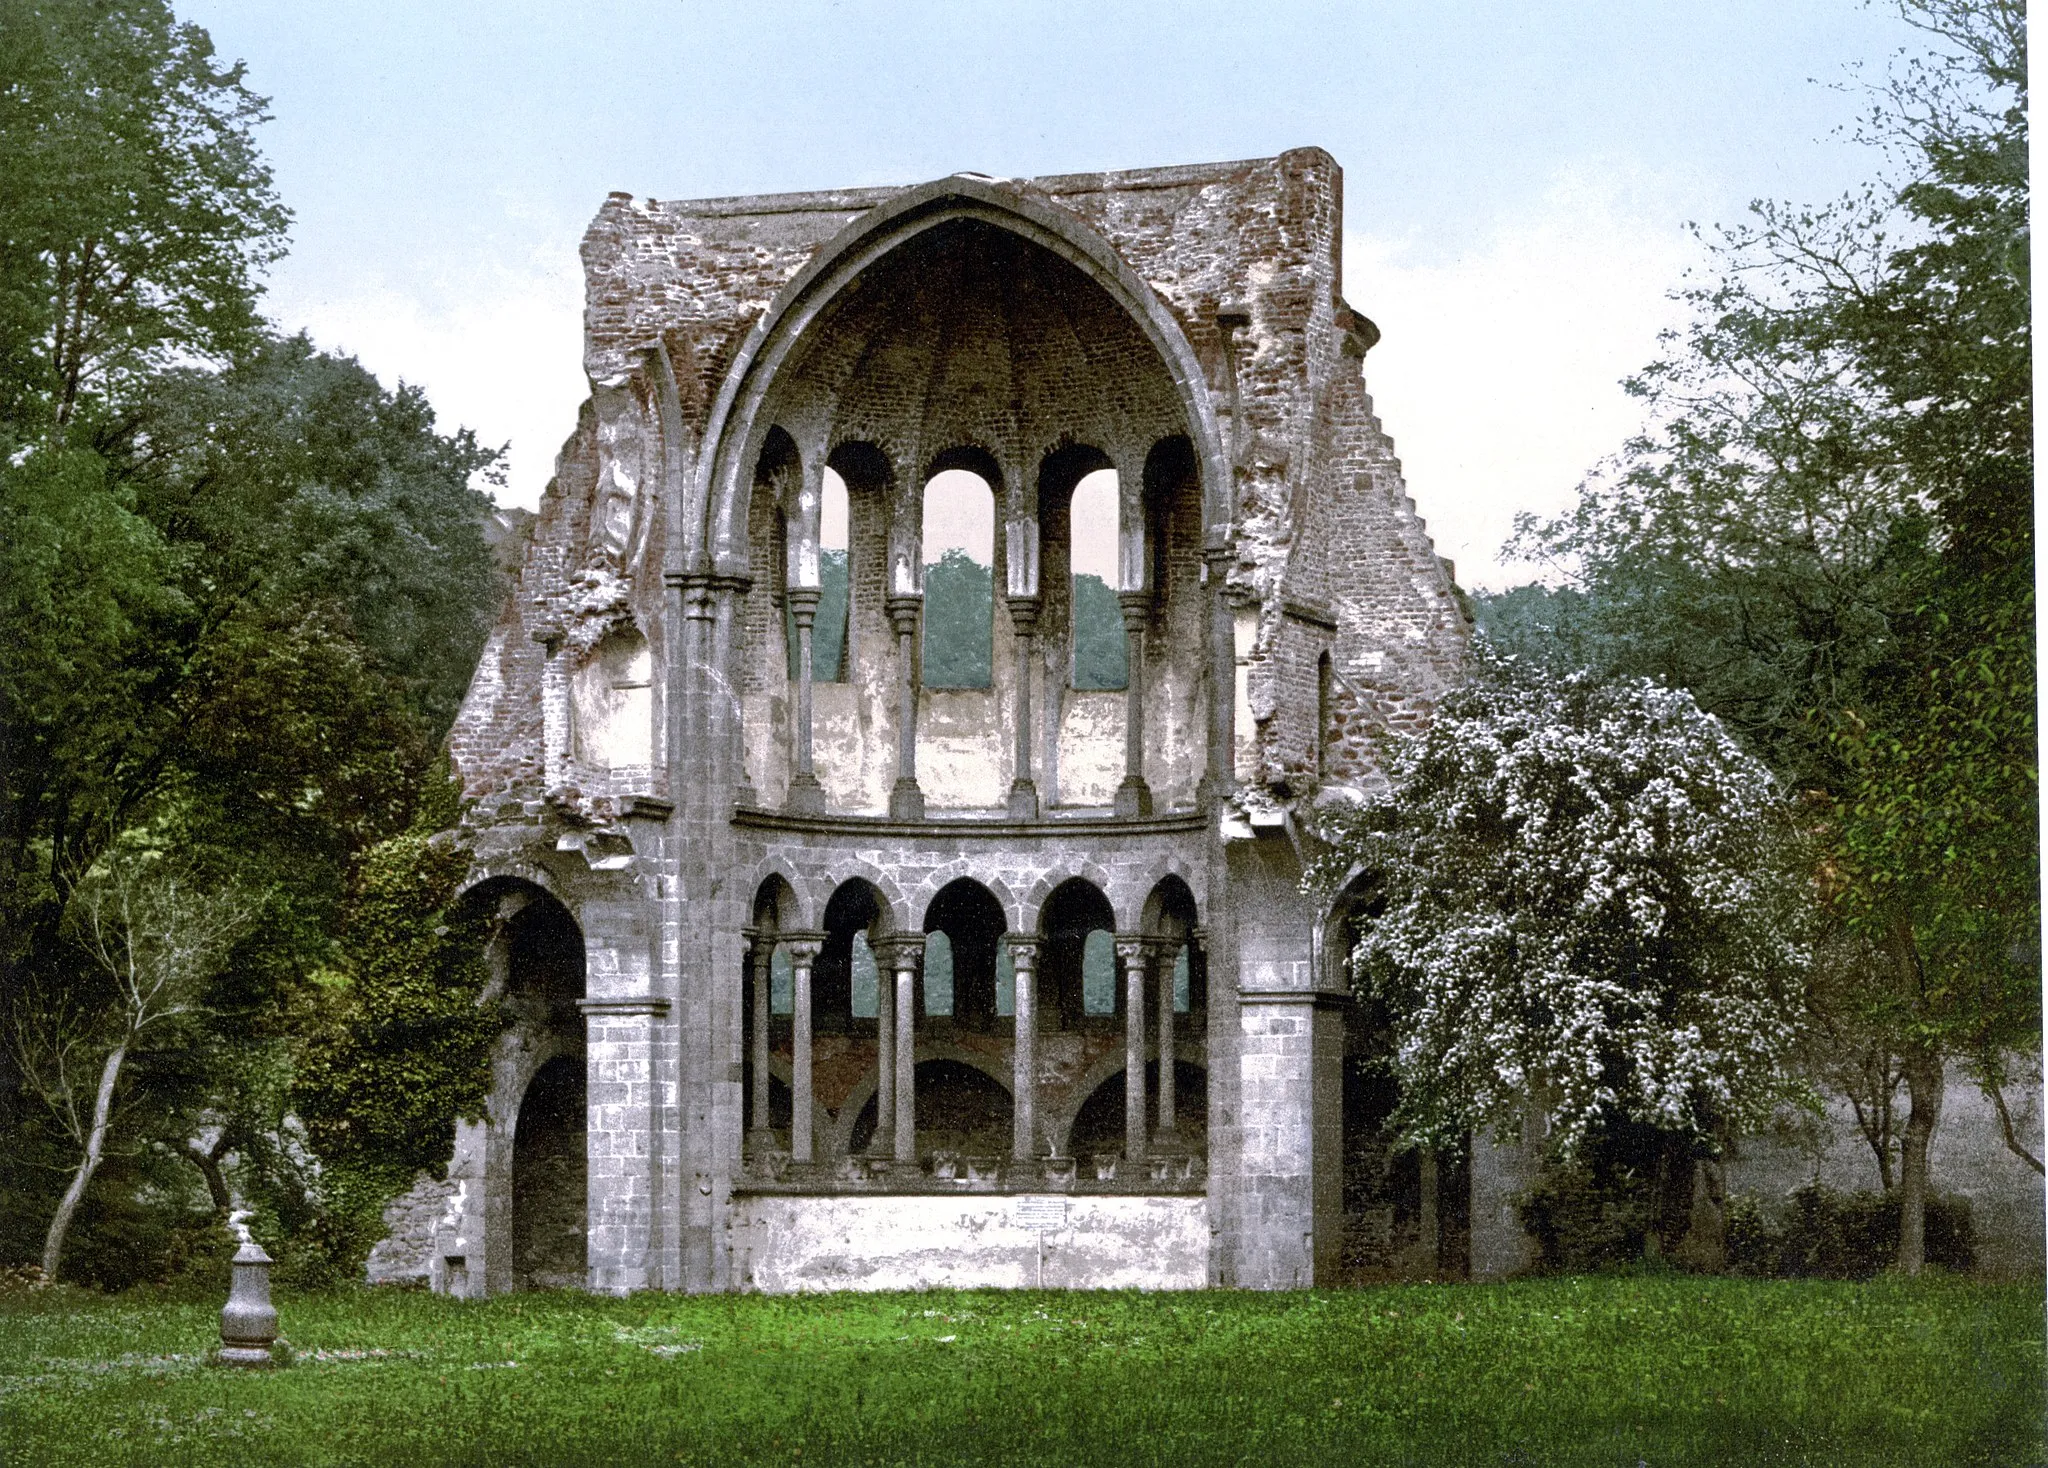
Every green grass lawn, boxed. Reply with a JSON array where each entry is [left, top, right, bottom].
[[1, 1276, 2040, 1466]]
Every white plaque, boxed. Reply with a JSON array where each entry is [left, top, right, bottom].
[[1015, 1196, 1066, 1230]]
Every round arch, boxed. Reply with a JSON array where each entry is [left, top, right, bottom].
[[689, 177, 1231, 580]]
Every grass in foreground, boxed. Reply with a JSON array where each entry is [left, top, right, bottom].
[[0, 1275, 2040, 1466]]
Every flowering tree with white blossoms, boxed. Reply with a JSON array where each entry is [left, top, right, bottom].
[[1310, 646, 1809, 1161]]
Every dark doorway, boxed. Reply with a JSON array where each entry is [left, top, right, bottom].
[[512, 1056, 586, 1291]]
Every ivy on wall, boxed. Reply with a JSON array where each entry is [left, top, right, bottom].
[[294, 782, 506, 1186]]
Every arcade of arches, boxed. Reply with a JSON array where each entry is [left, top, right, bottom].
[[743, 873, 1209, 1184]]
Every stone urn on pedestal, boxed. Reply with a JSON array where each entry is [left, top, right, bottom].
[[218, 1238, 279, 1368]]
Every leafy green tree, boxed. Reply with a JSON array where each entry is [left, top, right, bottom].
[[2, 338, 499, 995], [0, 2, 507, 1283], [922, 547, 993, 689], [0, 0, 288, 431], [128, 333, 504, 731], [1071, 573, 1129, 691], [1509, 0, 2033, 1271]]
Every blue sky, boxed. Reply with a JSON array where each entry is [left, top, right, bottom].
[[181, 0, 1926, 588]]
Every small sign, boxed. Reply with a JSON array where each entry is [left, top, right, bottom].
[[1015, 1197, 1066, 1230]]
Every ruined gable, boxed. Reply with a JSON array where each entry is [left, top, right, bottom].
[[420, 153, 1477, 1299]]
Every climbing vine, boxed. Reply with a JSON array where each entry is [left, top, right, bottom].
[[294, 782, 505, 1185]]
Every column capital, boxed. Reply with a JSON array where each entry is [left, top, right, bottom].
[[786, 584, 822, 627], [669, 570, 719, 618], [1004, 594, 1043, 634], [884, 592, 923, 635], [1114, 934, 1155, 967], [872, 931, 925, 968], [1116, 588, 1155, 627], [1003, 933, 1042, 966], [779, 930, 826, 962]]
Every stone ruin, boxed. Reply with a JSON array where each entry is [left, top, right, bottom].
[[367, 149, 1557, 1295]]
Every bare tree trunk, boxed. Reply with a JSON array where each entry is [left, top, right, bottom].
[[183, 1136, 233, 1215], [1979, 1061, 2044, 1175], [1845, 1045, 1898, 1190], [1896, 1044, 1945, 1276], [41, 1039, 127, 1280]]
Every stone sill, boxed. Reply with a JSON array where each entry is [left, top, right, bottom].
[[733, 807, 1205, 839], [732, 1176, 1207, 1199]]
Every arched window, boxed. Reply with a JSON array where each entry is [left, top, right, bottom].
[[850, 931, 878, 1018], [815, 468, 850, 682], [1081, 929, 1117, 1015], [1069, 468, 1126, 690], [924, 929, 955, 1016], [1039, 878, 1117, 1029], [920, 468, 994, 689], [782, 467, 849, 683], [817, 880, 884, 1034]]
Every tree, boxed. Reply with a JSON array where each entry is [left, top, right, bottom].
[[2, 334, 501, 984], [1506, 0, 2033, 1272], [0, 2, 505, 1284], [126, 334, 504, 731], [0, 0, 288, 431], [1309, 649, 1808, 1203], [8, 849, 255, 1278]]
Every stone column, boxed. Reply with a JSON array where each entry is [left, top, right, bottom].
[[746, 932, 774, 1153], [579, 995, 671, 1294], [1008, 936, 1041, 1163], [886, 591, 924, 821], [1115, 592, 1153, 817], [1156, 940, 1178, 1146], [1005, 595, 1042, 820], [1117, 936, 1150, 1162], [872, 932, 895, 1156], [886, 935, 922, 1163], [783, 934, 823, 1164], [784, 587, 825, 814]]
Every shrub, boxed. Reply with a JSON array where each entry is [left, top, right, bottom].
[[1724, 1184, 1974, 1277]]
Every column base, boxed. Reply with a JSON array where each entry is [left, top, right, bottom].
[[784, 772, 826, 815], [889, 779, 925, 821], [1114, 777, 1153, 818], [1006, 780, 1039, 820]]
